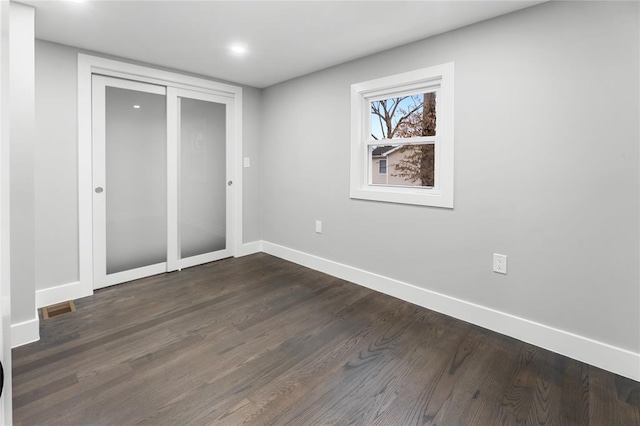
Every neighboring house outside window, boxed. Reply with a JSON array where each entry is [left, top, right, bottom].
[[372, 146, 426, 186]]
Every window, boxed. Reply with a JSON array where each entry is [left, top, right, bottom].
[[379, 159, 387, 175], [350, 63, 454, 208]]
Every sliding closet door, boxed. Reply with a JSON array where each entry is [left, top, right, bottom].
[[92, 77, 235, 289], [92, 75, 168, 289], [168, 89, 234, 270]]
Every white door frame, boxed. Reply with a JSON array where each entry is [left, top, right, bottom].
[[78, 54, 243, 296]]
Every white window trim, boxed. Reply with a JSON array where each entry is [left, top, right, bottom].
[[350, 62, 454, 208]]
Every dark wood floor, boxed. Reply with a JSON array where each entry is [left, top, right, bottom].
[[12, 253, 640, 425]]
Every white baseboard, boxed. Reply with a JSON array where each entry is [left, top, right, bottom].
[[262, 241, 640, 381], [235, 241, 263, 257], [11, 310, 39, 348], [36, 281, 89, 309]]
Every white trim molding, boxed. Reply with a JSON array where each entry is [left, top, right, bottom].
[[235, 241, 263, 257], [262, 241, 640, 381], [11, 310, 39, 348], [36, 281, 87, 309]]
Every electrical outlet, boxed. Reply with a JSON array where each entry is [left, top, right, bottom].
[[315, 220, 322, 234], [493, 253, 507, 274], [243, 157, 251, 168]]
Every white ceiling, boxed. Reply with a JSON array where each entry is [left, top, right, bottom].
[[22, 0, 545, 88]]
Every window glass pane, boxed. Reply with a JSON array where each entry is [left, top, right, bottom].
[[370, 92, 436, 140], [370, 144, 434, 187]]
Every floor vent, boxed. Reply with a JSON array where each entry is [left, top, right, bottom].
[[42, 301, 76, 320]]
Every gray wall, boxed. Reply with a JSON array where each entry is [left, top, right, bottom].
[[34, 40, 263, 292], [260, 1, 640, 352], [242, 87, 262, 244], [34, 41, 78, 292]]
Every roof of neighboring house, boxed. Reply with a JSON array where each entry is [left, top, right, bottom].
[[372, 145, 403, 157], [371, 145, 397, 157]]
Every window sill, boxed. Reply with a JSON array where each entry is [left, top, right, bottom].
[[350, 186, 453, 208]]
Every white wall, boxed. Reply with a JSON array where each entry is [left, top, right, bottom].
[[260, 0, 640, 354], [10, 3, 37, 341], [34, 40, 263, 296]]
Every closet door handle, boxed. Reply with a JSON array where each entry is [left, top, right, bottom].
[[95, 187, 104, 194]]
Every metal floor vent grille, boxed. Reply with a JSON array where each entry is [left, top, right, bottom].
[[42, 301, 76, 320]]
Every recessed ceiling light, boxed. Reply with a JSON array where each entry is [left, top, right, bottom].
[[229, 44, 248, 56], [133, 105, 141, 109]]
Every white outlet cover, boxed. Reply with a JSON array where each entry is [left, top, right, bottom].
[[243, 157, 251, 168], [493, 253, 507, 274]]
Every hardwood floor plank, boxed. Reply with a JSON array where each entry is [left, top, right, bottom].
[[12, 373, 78, 410], [557, 359, 590, 425], [590, 366, 623, 425], [616, 374, 640, 407], [16, 362, 134, 424], [497, 343, 542, 422], [525, 352, 562, 425], [441, 336, 520, 425]]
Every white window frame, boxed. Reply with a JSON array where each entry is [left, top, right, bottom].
[[350, 62, 454, 208]]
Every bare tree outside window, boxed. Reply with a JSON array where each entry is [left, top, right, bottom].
[[370, 92, 436, 187]]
